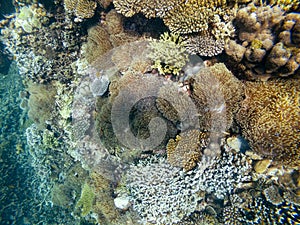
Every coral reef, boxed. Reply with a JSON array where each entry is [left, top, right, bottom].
[[166, 129, 208, 171], [126, 142, 252, 224], [113, 0, 236, 57], [225, 3, 300, 80], [236, 79, 300, 167], [223, 184, 300, 224], [1, 4, 84, 83]]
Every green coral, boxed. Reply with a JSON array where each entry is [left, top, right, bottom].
[[250, 39, 263, 49], [75, 182, 95, 217], [148, 32, 188, 75]]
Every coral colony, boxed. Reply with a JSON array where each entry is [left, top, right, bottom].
[[0, 0, 299, 224]]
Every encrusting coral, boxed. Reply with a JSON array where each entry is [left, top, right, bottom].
[[236, 79, 300, 167]]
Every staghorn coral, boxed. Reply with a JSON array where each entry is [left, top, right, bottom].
[[64, 0, 97, 20], [126, 156, 204, 225], [236, 79, 300, 167], [148, 32, 188, 75], [166, 129, 209, 171], [191, 63, 244, 133]]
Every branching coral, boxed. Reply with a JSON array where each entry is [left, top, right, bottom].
[[126, 157, 204, 225], [236, 79, 300, 167], [113, 0, 182, 18], [126, 142, 252, 224], [163, 0, 228, 34], [184, 33, 225, 57], [64, 0, 97, 19], [148, 32, 188, 75], [223, 185, 300, 224]]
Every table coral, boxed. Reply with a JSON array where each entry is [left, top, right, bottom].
[[236, 79, 300, 167]]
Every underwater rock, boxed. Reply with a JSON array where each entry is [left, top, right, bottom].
[[114, 196, 131, 210], [90, 74, 110, 97]]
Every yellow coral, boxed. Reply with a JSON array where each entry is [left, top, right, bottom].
[[163, 0, 228, 34], [237, 79, 300, 167], [64, 0, 97, 19], [167, 129, 208, 171], [148, 32, 188, 75], [266, 0, 299, 11]]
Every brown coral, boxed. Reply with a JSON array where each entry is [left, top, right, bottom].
[[83, 9, 140, 64], [225, 4, 300, 80], [64, 0, 97, 19], [166, 129, 209, 171], [163, 0, 228, 34], [191, 63, 244, 132], [236, 79, 300, 167]]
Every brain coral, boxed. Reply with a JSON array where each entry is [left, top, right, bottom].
[[236, 79, 300, 167]]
